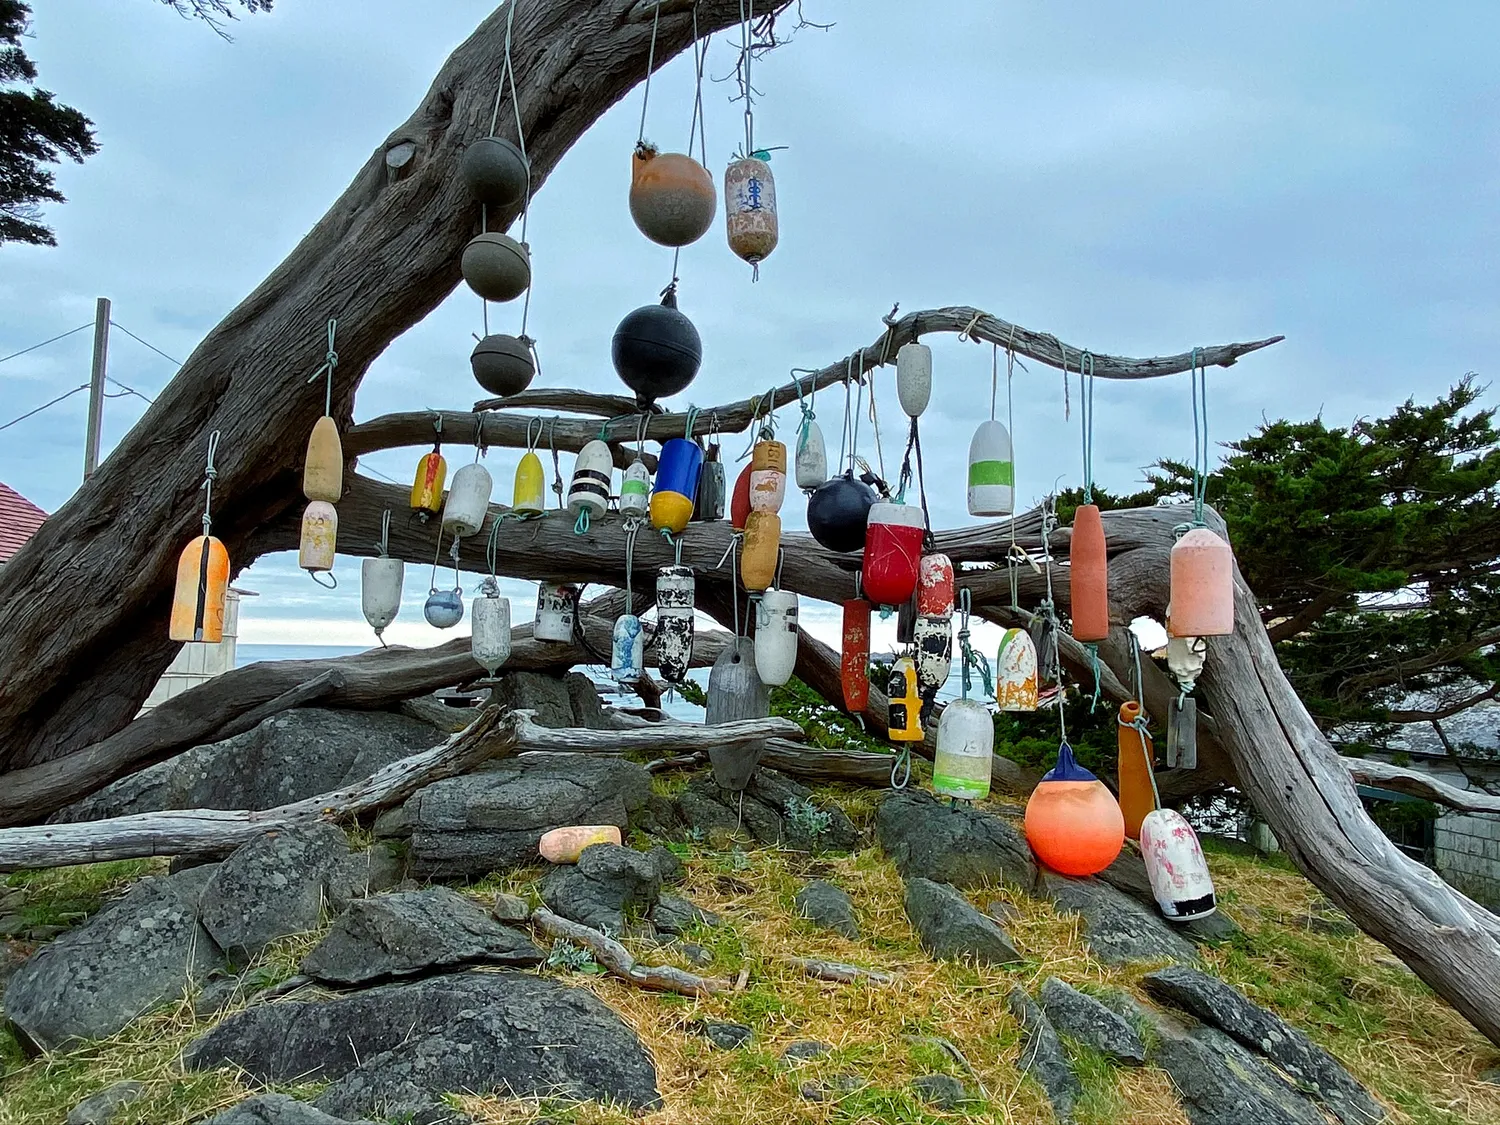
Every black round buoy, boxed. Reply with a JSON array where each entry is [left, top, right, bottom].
[[471, 334, 535, 398], [460, 136, 530, 208], [461, 233, 530, 303], [610, 283, 702, 408], [807, 472, 877, 553]]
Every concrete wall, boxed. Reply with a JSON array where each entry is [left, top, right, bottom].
[[1434, 811, 1500, 910], [141, 590, 241, 711]]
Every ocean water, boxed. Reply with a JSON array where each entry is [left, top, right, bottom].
[[236, 643, 368, 667]]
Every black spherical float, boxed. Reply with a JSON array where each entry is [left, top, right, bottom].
[[807, 471, 877, 553], [611, 282, 702, 408], [460, 136, 530, 208], [471, 334, 535, 398]]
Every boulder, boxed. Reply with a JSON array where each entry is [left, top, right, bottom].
[[301, 887, 542, 985], [793, 879, 860, 939], [1037, 872, 1197, 965], [876, 790, 1036, 890], [489, 670, 605, 729], [324, 842, 405, 913], [404, 754, 651, 879], [492, 893, 532, 925], [541, 844, 663, 933], [1007, 986, 1082, 1124], [650, 893, 721, 936], [903, 878, 1022, 965], [675, 770, 860, 851], [647, 844, 686, 884], [1143, 966, 1384, 1125], [199, 824, 348, 962], [203, 1094, 377, 1124], [184, 970, 661, 1114], [65, 1080, 144, 1125], [1096, 849, 1241, 945], [1037, 977, 1146, 1066], [4, 867, 222, 1048]]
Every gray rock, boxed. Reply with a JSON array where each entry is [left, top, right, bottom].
[[404, 753, 651, 879], [542, 844, 663, 933], [56, 709, 441, 822], [647, 844, 686, 885], [694, 1020, 754, 1049], [565, 671, 607, 729], [1038, 872, 1197, 965], [904, 878, 1022, 965], [650, 893, 721, 936], [798, 1075, 862, 1101], [203, 1093, 377, 1124], [1143, 966, 1384, 1125], [3, 869, 222, 1048], [199, 824, 347, 962], [492, 893, 532, 925], [488, 671, 604, 729], [794, 880, 859, 939], [680, 942, 713, 967], [399, 693, 481, 733], [1096, 850, 1242, 945], [184, 970, 661, 1113], [911, 1074, 967, 1109], [65, 1080, 145, 1125], [1008, 987, 1081, 1124], [781, 1039, 832, 1063], [324, 842, 405, 913], [193, 972, 247, 1017], [1038, 977, 1147, 1066], [985, 900, 1022, 924], [876, 790, 1036, 890], [675, 770, 860, 851], [301, 887, 542, 985]]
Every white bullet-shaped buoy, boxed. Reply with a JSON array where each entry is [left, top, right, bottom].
[[611, 613, 645, 684], [361, 556, 404, 638], [896, 341, 932, 418], [932, 697, 995, 802], [299, 501, 337, 573], [795, 419, 827, 491], [754, 589, 799, 687], [442, 462, 493, 538], [534, 582, 579, 642], [471, 582, 512, 674], [967, 420, 1014, 517]]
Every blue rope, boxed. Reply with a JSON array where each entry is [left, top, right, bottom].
[[574, 507, 590, 535], [1190, 345, 1207, 527], [1079, 349, 1095, 505]]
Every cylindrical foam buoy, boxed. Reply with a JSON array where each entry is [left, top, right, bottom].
[[706, 637, 769, 790], [299, 501, 337, 573], [995, 627, 1039, 712], [513, 451, 546, 516], [567, 440, 613, 522], [611, 286, 703, 407], [896, 341, 932, 418], [630, 145, 716, 247], [887, 656, 924, 742], [539, 825, 622, 865], [460, 135, 529, 208], [534, 582, 579, 642], [841, 598, 871, 713], [741, 511, 780, 592], [655, 565, 695, 684], [620, 459, 651, 518], [361, 556, 404, 640], [424, 587, 463, 629], [650, 438, 702, 534], [471, 586, 512, 674], [303, 415, 343, 503], [442, 462, 492, 538], [1117, 700, 1158, 840], [461, 233, 530, 303], [611, 613, 645, 684], [411, 449, 446, 521], [694, 444, 726, 521], [917, 553, 954, 616], [1140, 808, 1218, 921], [749, 439, 787, 513], [724, 155, 778, 271], [1170, 527, 1234, 637], [795, 419, 827, 492], [170, 535, 229, 642], [754, 588, 798, 687], [967, 420, 1014, 517], [1069, 503, 1110, 642], [807, 472, 877, 553], [1024, 743, 1125, 876], [913, 613, 952, 692], [933, 698, 994, 802], [729, 462, 752, 529], [471, 334, 535, 398], [863, 502, 925, 608]]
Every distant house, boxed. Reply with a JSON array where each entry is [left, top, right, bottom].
[[0, 482, 48, 570]]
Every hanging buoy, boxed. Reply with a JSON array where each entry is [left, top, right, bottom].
[[1170, 527, 1234, 637], [442, 462, 493, 538], [1117, 701, 1158, 840], [411, 447, 447, 522], [995, 628, 1039, 712], [754, 589, 798, 687], [1140, 808, 1217, 920], [611, 613, 646, 684], [567, 440, 613, 523], [706, 637, 769, 790], [830, 603, 866, 718], [806, 472, 876, 553], [896, 342, 932, 418], [460, 135, 529, 208], [913, 614, 952, 692], [299, 501, 337, 573], [170, 535, 229, 642], [471, 334, 535, 398], [655, 565, 695, 684], [513, 450, 546, 516], [461, 233, 531, 303], [629, 144, 716, 247], [471, 582, 512, 674], [650, 438, 702, 533], [887, 656, 924, 742], [741, 511, 780, 592], [303, 415, 343, 503], [748, 439, 787, 513], [863, 502, 924, 607], [1023, 743, 1125, 876], [916, 553, 954, 617], [1069, 503, 1110, 642], [795, 419, 827, 492], [620, 459, 651, 518], [361, 557, 404, 640], [694, 443, 726, 521], [424, 587, 464, 629], [724, 154, 778, 275], [611, 285, 703, 407], [534, 582, 579, 642], [1167, 694, 1198, 770], [729, 462, 752, 529], [896, 592, 917, 644], [933, 698, 994, 801], [967, 420, 1014, 517]]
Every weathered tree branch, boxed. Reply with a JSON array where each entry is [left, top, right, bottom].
[[531, 907, 733, 996], [1341, 756, 1500, 815]]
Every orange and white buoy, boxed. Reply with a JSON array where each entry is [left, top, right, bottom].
[[170, 430, 231, 642]]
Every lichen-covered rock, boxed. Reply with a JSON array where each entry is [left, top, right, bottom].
[[1008, 986, 1082, 1124], [199, 824, 348, 962], [488, 670, 605, 729], [794, 879, 860, 939], [65, 1080, 145, 1125], [203, 1093, 377, 1124], [904, 878, 1022, 965], [1037, 871, 1197, 965], [675, 770, 859, 851], [876, 790, 1036, 889], [1096, 849, 1241, 945], [324, 841, 405, 913], [1038, 977, 1147, 1066], [694, 1020, 754, 1049], [541, 844, 663, 933], [650, 893, 721, 936]]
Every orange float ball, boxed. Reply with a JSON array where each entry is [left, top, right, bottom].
[[1024, 742, 1126, 876]]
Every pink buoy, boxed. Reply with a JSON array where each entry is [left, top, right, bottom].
[[538, 825, 622, 864], [1169, 527, 1234, 637], [1139, 808, 1217, 920]]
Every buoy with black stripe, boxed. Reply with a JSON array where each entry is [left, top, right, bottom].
[[567, 440, 613, 524], [863, 502, 924, 608], [887, 656, 924, 742], [655, 566, 695, 684], [650, 438, 702, 533], [754, 589, 798, 686], [841, 598, 871, 712], [1141, 808, 1218, 920], [620, 459, 651, 518], [471, 577, 512, 674]]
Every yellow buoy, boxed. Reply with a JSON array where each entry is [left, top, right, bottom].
[[303, 415, 343, 503], [741, 511, 780, 592], [411, 449, 447, 520], [169, 535, 230, 642], [513, 450, 546, 516]]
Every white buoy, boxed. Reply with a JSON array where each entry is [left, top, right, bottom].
[[932, 698, 995, 801], [568, 440, 613, 521], [896, 341, 932, 418], [471, 580, 512, 674], [795, 419, 827, 491], [611, 613, 646, 684], [655, 565, 695, 684], [620, 460, 651, 518], [995, 627, 1039, 712], [754, 589, 799, 687], [913, 613, 952, 691], [534, 582, 579, 642], [967, 420, 1014, 517], [360, 557, 404, 639], [442, 462, 493, 537], [299, 501, 337, 573], [1140, 808, 1218, 920]]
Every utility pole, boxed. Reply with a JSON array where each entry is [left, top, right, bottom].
[[83, 297, 110, 479]]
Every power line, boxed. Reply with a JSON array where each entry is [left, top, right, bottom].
[[0, 322, 93, 366], [105, 376, 155, 405], [0, 384, 90, 432], [108, 320, 182, 367]]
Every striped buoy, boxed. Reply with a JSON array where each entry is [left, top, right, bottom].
[[754, 589, 798, 687], [620, 459, 651, 518], [655, 566, 695, 683], [841, 598, 870, 713], [170, 535, 230, 643], [967, 420, 1014, 517], [567, 440, 613, 523]]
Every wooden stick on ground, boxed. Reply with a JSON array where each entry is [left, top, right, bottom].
[[789, 957, 895, 985], [531, 908, 733, 997]]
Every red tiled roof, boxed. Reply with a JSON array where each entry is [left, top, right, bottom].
[[0, 482, 48, 564]]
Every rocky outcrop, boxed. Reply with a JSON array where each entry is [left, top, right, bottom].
[[1037, 977, 1146, 1066], [794, 879, 860, 939], [203, 1094, 377, 1124], [904, 878, 1022, 965], [1008, 986, 1082, 1124], [650, 893, 721, 936], [489, 670, 607, 729], [1096, 849, 1241, 945], [541, 844, 665, 933], [674, 769, 860, 850], [199, 824, 348, 962], [876, 790, 1036, 890], [65, 1080, 144, 1125], [1146, 1013, 1331, 1125], [1038, 872, 1197, 965]]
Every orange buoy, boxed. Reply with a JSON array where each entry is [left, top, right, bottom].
[[741, 511, 780, 591], [1170, 527, 1234, 636], [629, 144, 716, 247], [411, 448, 447, 521], [170, 534, 230, 642], [1069, 503, 1109, 642], [1116, 701, 1158, 840], [916, 553, 954, 616], [1024, 742, 1125, 876], [841, 598, 870, 712], [730, 461, 752, 529]]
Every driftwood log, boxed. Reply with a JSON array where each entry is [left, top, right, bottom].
[[531, 907, 734, 997]]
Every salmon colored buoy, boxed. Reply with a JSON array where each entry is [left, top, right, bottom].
[[730, 461, 752, 529], [841, 598, 871, 712], [916, 553, 954, 616], [303, 415, 343, 503], [1069, 503, 1109, 642], [741, 511, 780, 592], [1116, 701, 1158, 840], [1170, 527, 1234, 637], [629, 145, 716, 247], [539, 825, 623, 864], [1024, 742, 1125, 876], [170, 534, 230, 642]]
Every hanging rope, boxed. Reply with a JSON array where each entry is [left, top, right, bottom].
[[624, 518, 640, 602], [485, 504, 507, 576], [1078, 349, 1095, 505], [548, 418, 564, 509], [890, 744, 911, 790], [738, 0, 755, 157], [958, 587, 993, 700], [635, 0, 662, 146], [1189, 345, 1208, 528], [198, 430, 221, 536], [374, 509, 392, 558], [305, 319, 338, 417], [793, 368, 817, 467], [867, 358, 887, 486]]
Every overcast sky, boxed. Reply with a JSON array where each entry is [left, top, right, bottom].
[[2, 1, 1497, 655]]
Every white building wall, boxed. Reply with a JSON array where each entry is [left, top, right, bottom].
[[1434, 811, 1500, 910], [141, 590, 240, 710]]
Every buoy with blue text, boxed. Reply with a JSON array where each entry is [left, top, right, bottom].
[[611, 613, 645, 684]]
